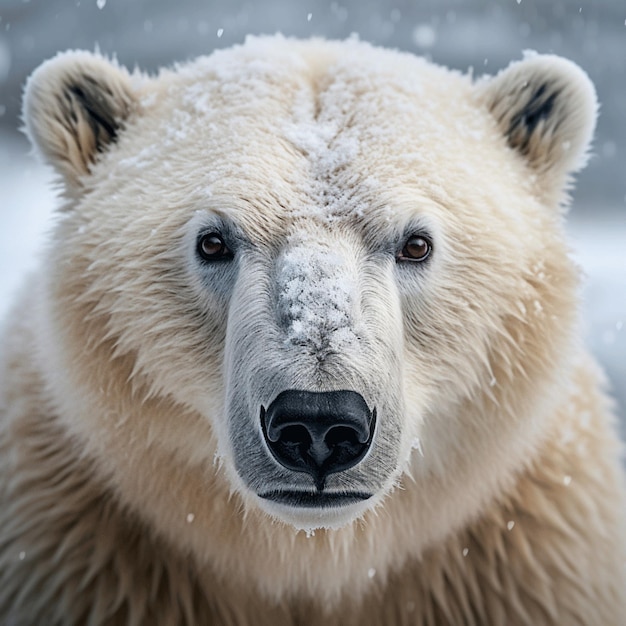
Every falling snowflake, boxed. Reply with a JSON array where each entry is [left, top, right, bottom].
[[412, 24, 437, 49]]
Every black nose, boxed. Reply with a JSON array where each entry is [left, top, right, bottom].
[[261, 390, 376, 491]]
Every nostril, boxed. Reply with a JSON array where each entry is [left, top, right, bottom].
[[277, 425, 311, 446], [261, 390, 376, 491], [325, 426, 359, 447]]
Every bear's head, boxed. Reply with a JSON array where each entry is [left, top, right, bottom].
[[23, 37, 596, 598]]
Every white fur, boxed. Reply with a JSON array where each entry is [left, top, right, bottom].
[[1, 37, 624, 624]]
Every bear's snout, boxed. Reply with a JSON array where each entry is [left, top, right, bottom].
[[261, 390, 376, 493]]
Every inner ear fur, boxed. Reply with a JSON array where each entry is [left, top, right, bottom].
[[479, 53, 598, 203], [23, 50, 136, 191]]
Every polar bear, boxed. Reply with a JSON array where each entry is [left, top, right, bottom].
[[0, 36, 624, 625]]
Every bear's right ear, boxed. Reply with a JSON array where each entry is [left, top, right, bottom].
[[478, 53, 598, 205], [23, 50, 136, 191]]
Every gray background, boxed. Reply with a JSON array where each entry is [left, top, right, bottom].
[[0, 0, 624, 428]]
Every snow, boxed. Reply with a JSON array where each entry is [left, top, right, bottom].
[[279, 240, 358, 352], [412, 25, 437, 49], [411, 437, 424, 457]]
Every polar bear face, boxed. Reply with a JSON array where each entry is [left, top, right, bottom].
[[23, 38, 596, 534]]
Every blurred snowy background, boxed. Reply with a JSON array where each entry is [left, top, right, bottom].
[[0, 0, 624, 429]]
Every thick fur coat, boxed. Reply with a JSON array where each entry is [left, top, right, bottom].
[[1, 37, 624, 625]]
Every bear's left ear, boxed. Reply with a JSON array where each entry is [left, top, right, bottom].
[[23, 50, 137, 192], [478, 53, 597, 203]]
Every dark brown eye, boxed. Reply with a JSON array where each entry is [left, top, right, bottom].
[[399, 235, 432, 262], [198, 232, 231, 261]]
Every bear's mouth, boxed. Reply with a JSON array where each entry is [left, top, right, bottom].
[[259, 490, 372, 508]]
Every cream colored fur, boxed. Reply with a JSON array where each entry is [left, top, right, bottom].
[[1, 37, 624, 624]]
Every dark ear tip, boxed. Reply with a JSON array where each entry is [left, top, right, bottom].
[[63, 74, 132, 150], [23, 50, 127, 123], [22, 50, 136, 187], [479, 53, 597, 180]]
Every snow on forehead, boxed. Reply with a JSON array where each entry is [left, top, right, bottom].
[[178, 36, 312, 114], [137, 37, 486, 219], [273, 42, 480, 222], [181, 36, 476, 127]]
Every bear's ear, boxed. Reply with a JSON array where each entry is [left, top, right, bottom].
[[23, 50, 136, 191], [479, 53, 597, 203]]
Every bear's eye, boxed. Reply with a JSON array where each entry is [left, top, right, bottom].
[[398, 235, 432, 263], [197, 232, 232, 261]]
